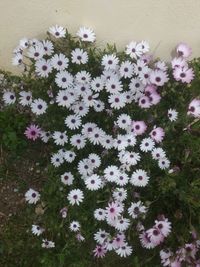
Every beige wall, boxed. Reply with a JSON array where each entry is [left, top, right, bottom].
[[0, 0, 200, 74]]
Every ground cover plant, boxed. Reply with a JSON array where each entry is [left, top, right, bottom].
[[1, 26, 200, 267]]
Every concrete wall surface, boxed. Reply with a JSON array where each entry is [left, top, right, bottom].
[[0, 0, 200, 73]]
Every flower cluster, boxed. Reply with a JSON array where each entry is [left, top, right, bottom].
[[160, 232, 200, 266], [3, 25, 199, 262]]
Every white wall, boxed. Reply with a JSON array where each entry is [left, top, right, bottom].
[[0, 0, 200, 73]]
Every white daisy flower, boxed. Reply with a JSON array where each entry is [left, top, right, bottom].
[[101, 54, 119, 70], [52, 131, 68, 146], [129, 78, 145, 94], [113, 135, 128, 151], [29, 38, 40, 46], [75, 70, 91, 84], [115, 243, 133, 257], [19, 37, 29, 49], [168, 108, 178, 122], [124, 151, 141, 166], [91, 77, 105, 92], [19, 91, 32, 106], [81, 122, 97, 137], [76, 27, 96, 42], [88, 153, 101, 168], [78, 159, 93, 177], [51, 152, 64, 167], [82, 91, 99, 107], [106, 77, 123, 94], [125, 134, 137, 147], [104, 165, 120, 182], [158, 158, 170, 170], [140, 138, 155, 152], [138, 68, 151, 85], [85, 174, 102, 191], [57, 148, 66, 158], [65, 114, 82, 130], [139, 40, 150, 53], [71, 48, 88, 64], [126, 41, 143, 59], [128, 201, 147, 219], [93, 100, 105, 112], [105, 238, 115, 251], [63, 150, 76, 163], [155, 61, 168, 72], [51, 53, 69, 71], [133, 60, 149, 76], [35, 59, 52, 77], [48, 25, 66, 38], [40, 131, 51, 143], [13, 45, 23, 54], [94, 208, 106, 221], [124, 90, 135, 103], [61, 172, 74, 185], [151, 148, 166, 160], [102, 69, 118, 81], [94, 229, 109, 244], [12, 53, 23, 66], [101, 135, 114, 149], [108, 93, 126, 109], [27, 44, 45, 60], [70, 221, 80, 232], [70, 134, 86, 149], [42, 40, 54, 56], [130, 169, 150, 187], [116, 114, 132, 129], [116, 172, 129, 186], [55, 71, 73, 89], [56, 90, 75, 107], [31, 98, 47, 115], [74, 83, 90, 97], [25, 188, 40, 204], [113, 188, 127, 202], [42, 239, 55, 249], [119, 61, 134, 78], [67, 189, 84, 205], [31, 225, 44, 236], [72, 101, 89, 117], [115, 217, 130, 231], [2, 91, 16, 105], [88, 127, 105, 145]]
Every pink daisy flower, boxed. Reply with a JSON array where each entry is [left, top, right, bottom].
[[176, 42, 192, 58], [187, 98, 200, 118], [148, 92, 161, 105], [146, 227, 164, 245], [171, 259, 182, 267], [150, 127, 165, 143], [139, 231, 157, 249], [106, 202, 123, 220], [173, 66, 194, 84], [141, 54, 153, 64], [144, 84, 157, 95], [138, 96, 152, 109], [132, 120, 147, 136], [24, 124, 41, 141], [93, 245, 107, 258], [150, 69, 169, 86], [113, 233, 125, 249], [171, 57, 188, 69], [144, 85, 161, 105]]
